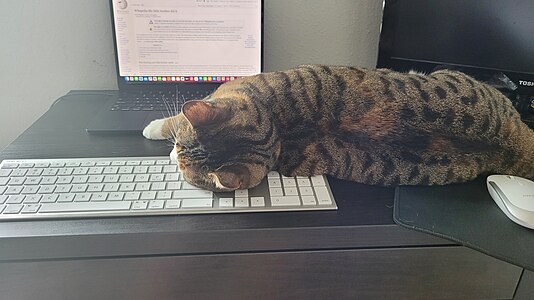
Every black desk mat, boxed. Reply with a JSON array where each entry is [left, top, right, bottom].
[[394, 177, 534, 271]]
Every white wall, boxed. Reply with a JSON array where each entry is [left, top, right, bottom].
[[0, 0, 383, 150]]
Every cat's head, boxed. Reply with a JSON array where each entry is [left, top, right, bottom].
[[171, 99, 280, 192]]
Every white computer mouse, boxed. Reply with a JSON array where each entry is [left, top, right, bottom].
[[487, 175, 534, 229]]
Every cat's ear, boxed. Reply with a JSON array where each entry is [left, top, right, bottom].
[[181, 100, 230, 128], [210, 165, 250, 190]]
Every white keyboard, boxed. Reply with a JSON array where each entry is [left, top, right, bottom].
[[0, 157, 337, 220]]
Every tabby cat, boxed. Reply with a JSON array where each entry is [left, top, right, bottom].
[[143, 65, 534, 192]]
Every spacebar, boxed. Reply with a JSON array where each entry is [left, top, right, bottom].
[[39, 202, 132, 213]]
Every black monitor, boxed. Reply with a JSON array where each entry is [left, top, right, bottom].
[[377, 0, 534, 124]]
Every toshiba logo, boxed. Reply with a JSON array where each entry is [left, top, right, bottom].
[[518, 80, 534, 87]]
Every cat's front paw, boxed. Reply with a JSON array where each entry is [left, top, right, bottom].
[[143, 119, 167, 140]]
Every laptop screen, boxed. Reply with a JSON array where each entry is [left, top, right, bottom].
[[111, 0, 262, 84]]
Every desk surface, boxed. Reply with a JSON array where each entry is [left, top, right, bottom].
[[0, 91, 449, 261], [2, 91, 532, 299]]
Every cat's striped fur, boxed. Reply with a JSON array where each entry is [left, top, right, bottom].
[[144, 65, 534, 191]]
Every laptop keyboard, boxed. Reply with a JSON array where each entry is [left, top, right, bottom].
[[0, 157, 337, 220], [111, 90, 213, 112]]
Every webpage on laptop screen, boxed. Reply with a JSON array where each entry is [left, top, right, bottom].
[[112, 0, 261, 83]]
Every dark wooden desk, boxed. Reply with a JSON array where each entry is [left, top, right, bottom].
[[0, 91, 530, 299]]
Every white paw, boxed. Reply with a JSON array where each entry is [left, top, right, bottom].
[[170, 148, 178, 164], [143, 119, 166, 140]]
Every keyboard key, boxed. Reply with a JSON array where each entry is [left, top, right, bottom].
[[91, 193, 108, 201], [219, 198, 233, 208], [118, 166, 134, 174], [150, 182, 166, 190], [149, 174, 165, 182], [87, 184, 104, 192], [6, 195, 25, 204], [1, 163, 19, 169], [42, 168, 59, 176], [4, 204, 23, 214], [282, 178, 297, 187], [119, 183, 135, 191], [24, 194, 42, 203], [0, 169, 12, 177], [108, 192, 125, 201], [58, 194, 76, 202], [131, 200, 149, 210], [133, 166, 148, 174], [71, 184, 88, 193], [166, 182, 182, 190], [21, 186, 40, 194], [148, 166, 163, 173], [74, 193, 92, 202], [313, 186, 333, 205], [6, 186, 24, 194], [103, 175, 120, 183], [53, 185, 72, 193], [41, 177, 58, 185], [24, 177, 42, 185], [135, 174, 150, 182], [267, 171, 280, 178], [8, 177, 25, 185], [311, 176, 326, 186], [27, 169, 43, 176], [301, 196, 317, 206], [269, 187, 283, 196], [148, 200, 164, 209], [163, 165, 178, 173], [235, 189, 248, 198], [268, 178, 282, 187], [298, 186, 314, 196], [141, 191, 157, 200], [41, 194, 59, 203], [235, 198, 249, 208], [119, 174, 135, 182], [297, 178, 311, 187], [165, 200, 181, 209], [155, 191, 171, 200], [21, 204, 40, 214], [135, 183, 151, 191], [88, 175, 104, 183], [165, 173, 180, 181], [251, 197, 265, 207], [57, 176, 73, 184], [124, 192, 141, 201], [181, 199, 212, 208], [284, 187, 299, 196], [271, 196, 301, 206], [39, 202, 131, 213], [173, 190, 213, 199]]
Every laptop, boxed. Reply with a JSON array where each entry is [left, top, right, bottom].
[[87, 0, 263, 133]]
